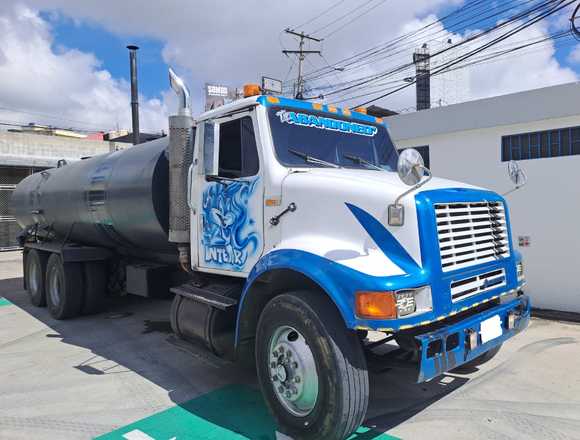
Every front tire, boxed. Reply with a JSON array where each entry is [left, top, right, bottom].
[[45, 254, 84, 320], [24, 249, 48, 307], [256, 291, 369, 440]]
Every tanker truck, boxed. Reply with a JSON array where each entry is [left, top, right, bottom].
[[11, 69, 530, 440]]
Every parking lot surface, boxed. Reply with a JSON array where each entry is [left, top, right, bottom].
[[1, 251, 580, 440]]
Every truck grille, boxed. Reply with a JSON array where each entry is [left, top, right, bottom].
[[435, 201, 510, 272], [450, 268, 506, 301]]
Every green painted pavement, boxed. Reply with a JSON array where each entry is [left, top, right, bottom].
[[0, 297, 12, 307], [96, 384, 399, 440]]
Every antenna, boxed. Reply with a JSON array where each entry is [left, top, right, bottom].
[[282, 28, 322, 99]]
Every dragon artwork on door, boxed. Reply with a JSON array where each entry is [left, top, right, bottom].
[[201, 177, 261, 271]]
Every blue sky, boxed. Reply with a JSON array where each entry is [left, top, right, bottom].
[[41, 12, 168, 100]]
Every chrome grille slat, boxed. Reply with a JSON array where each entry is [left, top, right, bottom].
[[450, 268, 507, 301], [435, 201, 510, 272]]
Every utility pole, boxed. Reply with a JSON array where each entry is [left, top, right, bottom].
[[282, 28, 321, 100]]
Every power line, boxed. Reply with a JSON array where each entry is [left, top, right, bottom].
[[304, 0, 542, 84], [318, 0, 566, 99], [292, 0, 347, 31], [309, 0, 380, 35], [321, 0, 389, 39], [351, 0, 576, 107]]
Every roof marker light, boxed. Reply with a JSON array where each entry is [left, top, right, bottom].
[[354, 107, 367, 114], [243, 84, 261, 97], [312, 103, 323, 110], [328, 105, 338, 113], [266, 96, 280, 104], [375, 117, 383, 124], [342, 108, 351, 116]]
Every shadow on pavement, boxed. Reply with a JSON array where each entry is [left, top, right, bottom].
[[0, 276, 471, 439]]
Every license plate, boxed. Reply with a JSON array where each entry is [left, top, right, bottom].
[[480, 315, 502, 344]]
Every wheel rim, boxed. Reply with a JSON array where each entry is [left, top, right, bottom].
[[48, 265, 61, 307], [28, 258, 39, 294], [268, 325, 319, 417]]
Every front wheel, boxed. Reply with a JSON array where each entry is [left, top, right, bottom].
[[256, 291, 369, 440]]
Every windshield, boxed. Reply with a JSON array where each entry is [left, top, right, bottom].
[[268, 106, 399, 171]]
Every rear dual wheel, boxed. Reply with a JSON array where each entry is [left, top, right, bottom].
[[24, 249, 48, 307], [46, 254, 84, 320], [25, 251, 106, 319]]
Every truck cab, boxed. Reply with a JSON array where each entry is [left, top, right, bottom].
[[12, 72, 530, 440], [179, 90, 530, 436]]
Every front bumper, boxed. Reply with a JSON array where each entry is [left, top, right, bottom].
[[415, 294, 530, 382]]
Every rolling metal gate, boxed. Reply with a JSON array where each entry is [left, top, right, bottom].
[[0, 167, 43, 251]]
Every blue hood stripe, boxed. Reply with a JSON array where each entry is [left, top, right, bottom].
[[345, 203, 420, 274]]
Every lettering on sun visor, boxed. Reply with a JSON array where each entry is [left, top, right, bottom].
[[276, 109, 377, 137]]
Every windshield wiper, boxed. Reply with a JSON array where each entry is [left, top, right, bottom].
[[288, 148, 340, 168], [343, 154, 383, 171]]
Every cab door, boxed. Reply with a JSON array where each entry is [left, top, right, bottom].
[[196, 112, 264, 275]]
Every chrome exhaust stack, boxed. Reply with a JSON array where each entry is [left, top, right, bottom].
[[167, 68, 194, 270]]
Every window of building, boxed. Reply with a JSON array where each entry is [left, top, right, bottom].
[[218, 116, 259, 178], [501, 125, 580, 162], [400, 145, 430, 169]]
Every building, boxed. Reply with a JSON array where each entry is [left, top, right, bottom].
[[387, 81, 580, 314], [0, 130, 126, 250]]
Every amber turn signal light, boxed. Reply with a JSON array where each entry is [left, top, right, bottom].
[[355, 291, 397, 319], [243, 83, 261, 97]]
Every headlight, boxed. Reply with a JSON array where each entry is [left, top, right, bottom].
[[517, 261, 524, 282]]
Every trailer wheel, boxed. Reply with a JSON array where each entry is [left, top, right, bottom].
[[81, 261, 107, 315], [256, 291, 369, 440], [24, 249, 48, 307], [45, 254, 84, 320]]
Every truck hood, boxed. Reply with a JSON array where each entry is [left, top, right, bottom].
[[277, 168, 481, 278]]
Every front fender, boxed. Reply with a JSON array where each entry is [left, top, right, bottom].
[[234, 249, 429, 345]]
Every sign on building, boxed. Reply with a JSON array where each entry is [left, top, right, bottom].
[[204, 83, 241, 111]]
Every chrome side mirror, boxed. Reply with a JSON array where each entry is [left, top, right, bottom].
[[389, 148, 432, 226], [397, 148, 425, 185], [504, 160, 527, 196]]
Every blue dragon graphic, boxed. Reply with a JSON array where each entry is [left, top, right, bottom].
[[201, 177, 260, 270]]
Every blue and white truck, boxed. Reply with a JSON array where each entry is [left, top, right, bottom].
[[11, 69, 529, 440]]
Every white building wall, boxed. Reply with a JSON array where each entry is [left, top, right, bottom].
[[392, 114, 580, 313]]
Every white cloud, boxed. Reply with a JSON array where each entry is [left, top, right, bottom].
[[569, 44, 580, 64], [0, 0, 577, 125], [0, 4, 168, 133]]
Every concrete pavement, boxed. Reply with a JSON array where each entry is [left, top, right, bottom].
[[1, 251, 579, 439]]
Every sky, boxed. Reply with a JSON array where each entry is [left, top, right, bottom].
[[0, 0, 578, 133]]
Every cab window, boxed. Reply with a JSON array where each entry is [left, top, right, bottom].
[[218, 116, 259, 178]]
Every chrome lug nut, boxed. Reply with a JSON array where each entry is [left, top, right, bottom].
[[270, 362, 276, 368], [294, 376, 301, 383], [286, 391, 291, 398], [272, 375, 279, 382], [278, 385, 284, 393], [292, 362, 298, 369], [273, 350, 278, 357]]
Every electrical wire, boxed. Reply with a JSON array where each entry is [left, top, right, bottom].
[[317, 0, 567, 99], [350, 0, 576, 107], [292, 0, 347, 31]]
